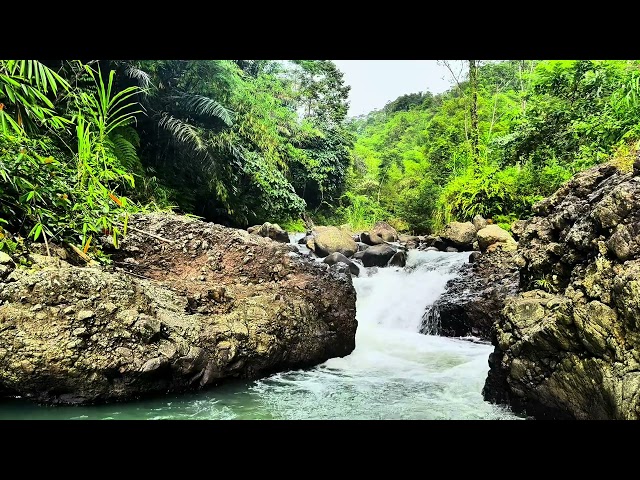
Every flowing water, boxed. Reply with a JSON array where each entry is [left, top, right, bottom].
[[0, 237, 521, 420]]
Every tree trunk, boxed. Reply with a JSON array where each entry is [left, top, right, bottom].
[[469, 60, 479, 170]]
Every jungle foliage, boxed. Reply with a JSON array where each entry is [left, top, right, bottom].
[[0, 59, 352, 258], [2, 59, 639, 259], [339, 60, 640, 233]]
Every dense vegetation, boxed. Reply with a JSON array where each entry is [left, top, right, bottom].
[[2, 59, 639, 260], [0, 60, 351, 258], [336, 60, 640, 232]]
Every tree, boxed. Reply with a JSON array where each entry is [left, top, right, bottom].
[[469, 59, 480, 169]]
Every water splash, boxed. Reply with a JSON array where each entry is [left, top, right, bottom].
[[421, 306, 442, 335]]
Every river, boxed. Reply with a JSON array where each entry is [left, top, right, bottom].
[[0, 239, 521, 420]]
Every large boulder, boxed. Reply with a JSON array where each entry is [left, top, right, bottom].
[[371, 222, 398, 242], [440, 222, 476, 251], [254, 222, 289, 243], [473, 215, 488, 231], [476, 225, 517, 252], [360, 231, 385, 246], [483, 163, 640, 419], [361, 244, 397, 267], [0, 213, 357, 405], [311, 226, 358, 258]]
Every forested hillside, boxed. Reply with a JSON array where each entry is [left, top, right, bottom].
[[1, 60, 639, 260], [337, 60, 640, 233]]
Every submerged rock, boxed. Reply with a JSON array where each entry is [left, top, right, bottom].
[[0, 213, 357, 405]]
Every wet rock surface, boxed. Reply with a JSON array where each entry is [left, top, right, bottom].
[[423, 244, 521, 340]]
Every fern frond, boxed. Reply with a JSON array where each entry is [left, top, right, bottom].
[[108, 131, 143, 175]]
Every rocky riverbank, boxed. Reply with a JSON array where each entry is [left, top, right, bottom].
[[483, 161, 640, 419], [0, 213, 357, 405]]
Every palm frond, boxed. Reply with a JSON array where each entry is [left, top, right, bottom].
[[8, 60, 71, 95], [124, 64, 152, 90], [158, 113, 206, 150], [174, 92, 234, 126], [81, 65, 145, 136]]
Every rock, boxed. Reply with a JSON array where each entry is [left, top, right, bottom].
[[361, 244, 397, 267], [440, 222, 476, 251], [360, 231, 384, 246], [477, 225, 517, 252], [634, 155, 640, 175], [371, 222, 398, 242], [352, 234, 361, 243], [0, 252, 12, 265], [483, 162, 640, 419], [424, 247, 439, 252], [0, 213, 357, 405], [398, 234, 417, 243], [422, 235, 437, 247], [399, 234, 419, 250], [298, 235, 309, 245], [388, 251, 406, 267], [511, 220, 527, 241], [323, 252, 360, 276], [77, 310, 95, 322], [255, 222, 289, 243], [311, 226, 358, 258], [353, 251, 365, 261], [305, 236, 315, 251], [473, 215, 488, 231], [445, 247, 459, 253], [433, 237, 448, 251], [357, 242, 370, 252], [247, 225, 261, 234], [423, 246, 520, 340]]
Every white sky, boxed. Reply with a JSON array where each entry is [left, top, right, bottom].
[[332, 60, 462, 117]]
